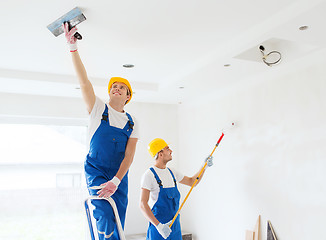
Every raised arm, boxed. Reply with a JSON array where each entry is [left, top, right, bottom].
[[71, 51, 96, 113], [63, 23, 95, 113], [180, 156, 213, 187], [180, 167, 206, 187]]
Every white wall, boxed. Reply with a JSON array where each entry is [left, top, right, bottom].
[[177, 56, 326, 239], [0, 92, 88, 125]]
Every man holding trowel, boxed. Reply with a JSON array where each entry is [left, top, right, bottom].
[[140, 138, 212, 240], [63, 23, 139, 240]]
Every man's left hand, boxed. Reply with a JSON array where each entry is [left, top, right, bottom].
[[205, 156, 213, 167], [97, 176, 121, 198]]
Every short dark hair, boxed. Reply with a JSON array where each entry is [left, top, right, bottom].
[[155, 150, 163, 160]]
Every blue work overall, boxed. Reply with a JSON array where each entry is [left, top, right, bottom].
[[85, 105, 134, 240], [147, 167, 182, 240]]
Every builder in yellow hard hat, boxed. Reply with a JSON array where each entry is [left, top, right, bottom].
[[63, 24, 139, 240], [140, 138, 213, 240]]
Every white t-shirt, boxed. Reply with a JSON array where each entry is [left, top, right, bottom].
[[141, 166, 184, 208], [87, 96, 139, 149]]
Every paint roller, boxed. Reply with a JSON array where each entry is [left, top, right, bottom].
[[47, 7, 86, 40], [169, 122, 236, 228]]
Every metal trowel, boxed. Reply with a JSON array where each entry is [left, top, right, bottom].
[[47, 7, 86, 40]]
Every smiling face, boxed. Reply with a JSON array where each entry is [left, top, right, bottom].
[[109, 82, 131, 104]]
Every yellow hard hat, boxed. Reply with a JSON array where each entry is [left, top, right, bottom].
[[108, 77, 133, 104], [148, 138, 168, 158]]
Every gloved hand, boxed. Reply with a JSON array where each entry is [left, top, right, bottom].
[[97, 176, 121, 199], [205, 156, 213, 167], [156, 223, 172, 239], [63, 22, 78, 52], [166, 220, 172, 227]]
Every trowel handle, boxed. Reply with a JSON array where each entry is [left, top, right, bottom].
[[74, 32, 82, 40], [65, 21, 82, 40]]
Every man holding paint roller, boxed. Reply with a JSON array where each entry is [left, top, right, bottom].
[[140, 138, 212, 240], [63, 23, 139, 240]]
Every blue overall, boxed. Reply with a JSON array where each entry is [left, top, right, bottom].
[[84, 105, 134, 240], [147, 167, 182, 240]]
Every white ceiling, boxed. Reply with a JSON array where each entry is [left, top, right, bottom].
[[1, 0, 326, 104]]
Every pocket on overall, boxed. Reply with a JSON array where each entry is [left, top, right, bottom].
[[165, 190, 179, 214], [166, 189, 177, 201], [153, 190, 178, 222], [108, 135, 127, 169]]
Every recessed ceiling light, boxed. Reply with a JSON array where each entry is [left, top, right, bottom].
[[123, 64, 134, 68], [299, 25, 308, 31], [224, 64, 231, 67]]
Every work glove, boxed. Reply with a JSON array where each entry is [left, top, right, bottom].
[[156, 223, 172, 239], [63, 22, 78, 52], [204, 156, 213, 168], [166, 220, 173, 227], [97, 176, 121, 199]]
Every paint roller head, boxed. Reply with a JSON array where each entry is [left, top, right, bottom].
[[222, 122, 236, 132]]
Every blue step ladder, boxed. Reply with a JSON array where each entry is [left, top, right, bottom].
[[84, 196, 126, 240]]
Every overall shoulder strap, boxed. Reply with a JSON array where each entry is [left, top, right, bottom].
[[125, 112, 134, 130], [120, 112, 134, 137], [101, 105, 109, 123], [149, 167, 163, 188], [167, 168, 177, 187]]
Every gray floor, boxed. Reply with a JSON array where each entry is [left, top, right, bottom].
[[125, 232, 193, 240]]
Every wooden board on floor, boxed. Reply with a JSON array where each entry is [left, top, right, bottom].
[[245, 230, 254, 240], [253, 215, 260, 240]]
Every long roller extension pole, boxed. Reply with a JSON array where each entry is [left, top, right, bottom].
[[169, 132, 225, 228]]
